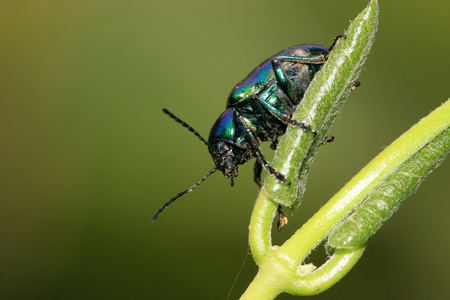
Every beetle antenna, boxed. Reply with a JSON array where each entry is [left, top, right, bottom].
[[152, 168, 217, 222], [163, 108, 210, 146]]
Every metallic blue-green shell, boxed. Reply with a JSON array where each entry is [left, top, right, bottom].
[[227, 45, 329, 108], [209, 44, 329, 148], [209, 108, 249, 148], [209, 109, 234, 142]]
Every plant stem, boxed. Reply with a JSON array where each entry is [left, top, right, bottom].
[[243, 0, 450, 296], [249, 0, 379, 264], [279, 100, 450, 265]]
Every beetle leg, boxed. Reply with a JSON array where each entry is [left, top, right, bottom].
[[231, 93, 277, 132], [270, 137, 279, 150], [253, 160, 263, 188], [323, 135, 335, 144], [253, 147, 290, 185], [271, 58, 295, 100], [248, 97, 273, 130], [250, 95, 316, 135], [328, 34, 346, 54], [277, 205, 288, 231], [235, 112, 291, 185], [274, 54, 327, 65], [271, 57, 322, 101], [271, 34, 347, 99], [287, 119, 316, 134], [249, 132, 290, 185], [249, 93, 290, 122], [271, 34, 346, 75], [352, 80, 361, 91]]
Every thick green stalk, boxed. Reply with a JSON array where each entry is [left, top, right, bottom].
[[250, 0, 379, 265], [277, 100, 450, 266], [245, 1, 379, 298], [246, 99, 449, 298], [244, 0, 450, 297], [263, 0, 378, 209], [328, 113, 450, 248]]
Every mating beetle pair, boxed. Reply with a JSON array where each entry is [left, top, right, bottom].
[[154, 35, 349, 227]]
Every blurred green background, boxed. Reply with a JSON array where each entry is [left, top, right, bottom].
[[1, 0, 449, 299]]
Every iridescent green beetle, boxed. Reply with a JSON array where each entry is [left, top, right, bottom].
[[154, 35, 347, 226]]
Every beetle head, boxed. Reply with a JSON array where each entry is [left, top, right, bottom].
[[209, 141, 240, 185]]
